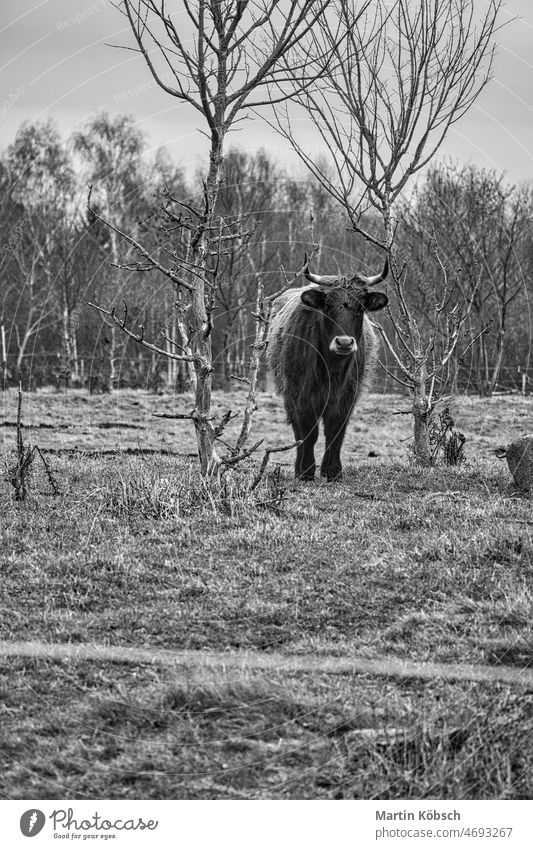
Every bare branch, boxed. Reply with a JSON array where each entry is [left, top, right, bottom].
[[250, 441, 301, 490], [87, 185, 193, 292], [153, 411, 195, 420], [221, 439, 264, 467], [88, 301, 196, 363]]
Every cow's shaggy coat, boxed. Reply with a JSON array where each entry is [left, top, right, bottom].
[[268, 279, 387, 480]]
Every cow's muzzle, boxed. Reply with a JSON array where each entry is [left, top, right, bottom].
[[330, 335, 357, 356]]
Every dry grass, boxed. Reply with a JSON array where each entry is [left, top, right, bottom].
[[3, 384, 529, 459], [1, 387, 533, 799], [1, 658, 531, 800]]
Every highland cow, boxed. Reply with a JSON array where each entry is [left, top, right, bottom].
[[268, 256, 389, 481]]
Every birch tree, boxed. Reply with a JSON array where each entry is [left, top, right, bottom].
[[5, 122, 77, 383], [75, 113, 152, 389]]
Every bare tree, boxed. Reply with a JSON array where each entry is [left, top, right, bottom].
[[404, 164, 530, 396], [274, 0, 503, 463], [8, 220, 57, 375], [75, 114, 151, 390], [5, 122, 78, 384], [90, 0, 329, 475]]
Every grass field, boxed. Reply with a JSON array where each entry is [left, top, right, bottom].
[[1, 387, 533, 799]]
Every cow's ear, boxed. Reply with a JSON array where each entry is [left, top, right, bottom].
[[361, 291, 388, 312], [301, 288, 326, 311]]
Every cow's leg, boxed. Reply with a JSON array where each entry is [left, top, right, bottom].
[[321, 410, 350, 481], [292, 410, 319, 481]]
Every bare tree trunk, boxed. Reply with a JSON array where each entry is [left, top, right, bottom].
[[481, 334, 491, 396], [450, 354, 459, 395], [108, 325, 117, 391], [166, 312, 178, 389], [72, 331, 79, 382], [175, 315, 195, 390], [16, 271, 38, 372], [16, 325, 32, 372], [222, 329, 232, 392], [106, 199, 121, 393], [61, 305, 80, 385], [237, 310, 246, 376], [488, 323, 505, 396], [189, 133, 223, 476], [412, 369, 432, 466], [383, 201, 436, 466]]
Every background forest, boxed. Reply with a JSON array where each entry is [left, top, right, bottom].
[[1, 112, 532, 396]]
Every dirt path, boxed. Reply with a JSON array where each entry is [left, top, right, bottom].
[[1, 641, 532, 687]]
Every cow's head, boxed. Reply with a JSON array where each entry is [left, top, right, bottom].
[[300, 255, 389, 357]]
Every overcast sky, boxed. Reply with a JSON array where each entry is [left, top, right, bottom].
[[1, 0, 532, 182]]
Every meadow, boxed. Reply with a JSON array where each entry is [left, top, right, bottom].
[[1, 386, 532, 799]]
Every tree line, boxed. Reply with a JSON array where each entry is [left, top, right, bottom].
[[1, 112, 531, 397]]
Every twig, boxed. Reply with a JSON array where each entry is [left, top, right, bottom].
[[221, 439, 264, 467], [6, 383, 35, 501], [5, 385, 60, 499], [34, 446, 60, 495], [153, 411, 195, 420], [214, 409, 239, 438], [250, 441, 301, 490]]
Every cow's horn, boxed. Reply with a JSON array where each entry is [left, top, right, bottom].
[[353, 257, 389, 287], [302, 252, 339, 286]]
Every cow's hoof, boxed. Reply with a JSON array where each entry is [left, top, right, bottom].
[[296, 471, 315, 482]]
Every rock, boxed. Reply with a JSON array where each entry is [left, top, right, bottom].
[[494, 435, 533, 492]]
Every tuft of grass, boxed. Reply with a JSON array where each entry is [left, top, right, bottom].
[[92, 678, 304, 734], [335, 692, 533, 800], [103, 460, 287, 520]]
